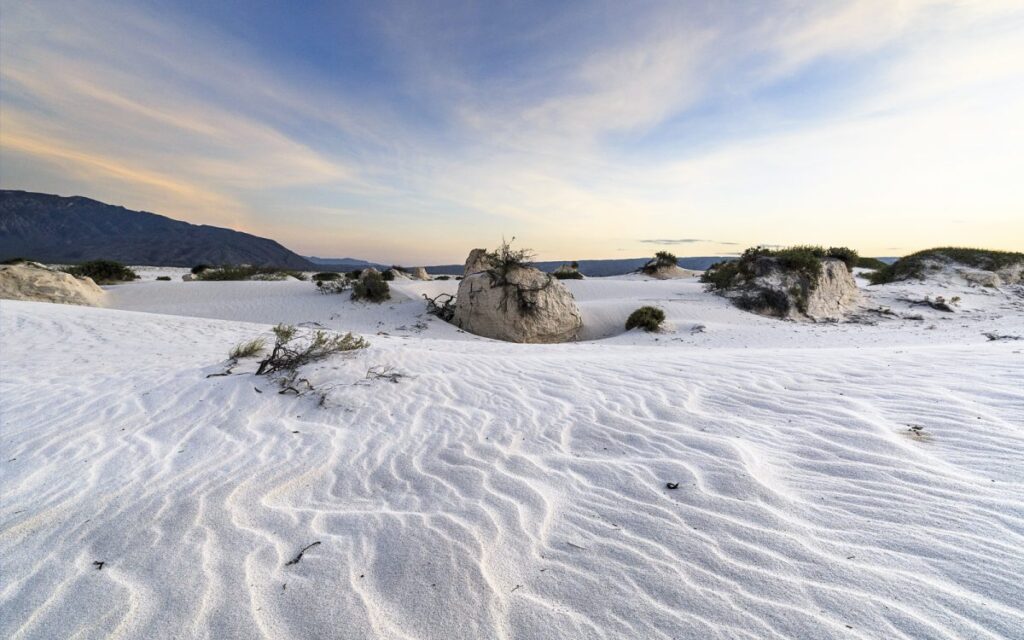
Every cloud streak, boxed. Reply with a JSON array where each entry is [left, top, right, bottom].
[[2, 0, 1022, 262]]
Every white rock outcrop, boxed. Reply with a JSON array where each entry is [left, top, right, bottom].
[[463, 249, 492, 276], [453, 261, 582, 343], [0, 263, 105, 306], [411, 267, 431, 281], [723, 257, 860, 321]]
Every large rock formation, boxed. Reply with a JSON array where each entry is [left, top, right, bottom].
[[710, 256, 860, 321], [453, 260, 583, 343], [0, 263, 105, 306]]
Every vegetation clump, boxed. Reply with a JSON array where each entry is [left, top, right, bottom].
[[381, 269, 396, 281], [351, 270, 390, 302], [195, 265, 306, 281], [641, 251, 678, 274], [191, 264, 210, 275], [156, 275, 172, 281], [855, 256, 888, 270], [625, 306, 666, 332], [63, 260, 138, 283], [868, 247, 1024, 285], [313, 272, 341, 282]]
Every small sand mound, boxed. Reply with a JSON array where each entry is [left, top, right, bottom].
[[0, 263, 105, 306]]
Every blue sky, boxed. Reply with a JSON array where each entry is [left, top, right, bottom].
[[1, 0, 1022, 263]]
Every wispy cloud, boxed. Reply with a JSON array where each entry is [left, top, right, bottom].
[[2, 0, 1022, 262]]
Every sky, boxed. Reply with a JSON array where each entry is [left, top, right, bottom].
[[1, 0, 1022, 264]]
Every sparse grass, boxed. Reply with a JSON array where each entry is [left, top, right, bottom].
[[196, 265, 306, 281], [63, 260, 138, 283], [856, 256, 888, 270], [229, 337, 266, 359], [625, 306, 666, 332], [869, 247, 1024, 284], [351, 271, 390, 302], [824, 247, 858, 271]]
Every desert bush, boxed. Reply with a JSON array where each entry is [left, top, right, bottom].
[[1, 257, 30, 265], [434, 275, 451, 281], [856, 257, 888, 270], [869, 247, 1024, 284], [552, 270, 584, 280], [256, 324, 367, 376], [313, 272, 341, 282], [347, 269, 363, 280], [156, 275, 172, 281], [700, 259, 740, 290], [825, 247, 859, 271], [63, 260, 138, 283], [316, 278, 350, 294], [381, 269, 396, 281], [485, 237, 535, 277], [351, 271, 390, 302], [229, 337, 266, 359], [191, 264, 211, 275], [196, 266, 305, 281], [625, 306, 666, 331]]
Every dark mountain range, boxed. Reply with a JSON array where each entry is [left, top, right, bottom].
[[0, 190, 314, 269]]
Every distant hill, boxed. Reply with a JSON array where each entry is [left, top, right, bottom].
[[306, 256, 389, 271], [0, 190, 314, 269]]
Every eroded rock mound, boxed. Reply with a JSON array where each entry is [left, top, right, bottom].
[[453, 259, 582, 343], [463, 248, 492, 276], [868, 248, 1024, 287], [411, 267, 431, 281], [640, 252, 699, 280], [703, 248, 861, 321], [0, 263, 105, 306]]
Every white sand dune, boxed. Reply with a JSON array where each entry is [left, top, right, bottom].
[[2, 275, 1023, 639]]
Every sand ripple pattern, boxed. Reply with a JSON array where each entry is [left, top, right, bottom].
[[1, 302, 1023, 639]]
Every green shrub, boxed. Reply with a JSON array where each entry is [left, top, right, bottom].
[[625, 306, 666, 332], [195, 266, 305, 281], [700, 260, 740, 291], [856, 257, 888, 270], [191, 264, 210, 275], [347, 269, 363, 280], [825, 247, 859, 271], [869, 247, 1024, 284], [229, 337, 265, 359], [381, 269, 396, 281], [313, 272, 341, 282], [552, 270, 583, 280], [63, 260, 138, 283], [351, 271, 390, 302], [434, 275, 451, 281], [156, 275, 172, 281]]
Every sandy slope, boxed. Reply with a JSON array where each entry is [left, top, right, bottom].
[[1, 275, 1023, 639]]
